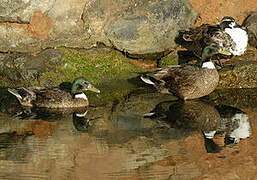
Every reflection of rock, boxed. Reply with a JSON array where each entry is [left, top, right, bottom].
[[0, 131, 32, 161], [243, 12, 257, 48], [111, 91, 177, 130]]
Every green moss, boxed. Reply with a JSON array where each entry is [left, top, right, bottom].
[[36, 48, 144, 102], [158, 57, 178, 67], [214, 89, 230, 95]]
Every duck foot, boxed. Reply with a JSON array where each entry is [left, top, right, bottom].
[[215, 62, 235, 70], [215, 59, 224, 68]]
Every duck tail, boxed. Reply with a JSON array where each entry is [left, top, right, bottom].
[[8, 88, 23, 101], [140, 75, 156, 85], [8, 88, 35, 106], [143, 112, 156, 118]]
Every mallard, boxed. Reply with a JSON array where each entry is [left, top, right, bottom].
[[141, 44, 221, 100], [8, 77, 100, 108], [219, 16, 248, 56]]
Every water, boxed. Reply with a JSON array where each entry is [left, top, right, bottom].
[[0, 87, 256, 179]]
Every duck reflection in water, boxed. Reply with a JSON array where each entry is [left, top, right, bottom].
[[1, 97, 93, 133], [72, 110, 96, 133], [145, 100, 252, 153], [28, 107, 94, 132], [211, 105, 252, 145]]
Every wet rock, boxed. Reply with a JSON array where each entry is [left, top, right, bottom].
[[209, 88, 257, 111], [218, 60, 257, 89], [0, 0, 197, 59], [243, 12, 257, 48], [0, 49, 63, 86]]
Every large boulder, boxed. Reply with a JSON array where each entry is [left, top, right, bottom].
[[0, 0, 197, 58], [84, 0, 197, 58], [243, 12, 257, 48]]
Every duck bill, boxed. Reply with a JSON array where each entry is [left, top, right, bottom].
[[87, 87, 100, 93], [218, 49, 231, 56]]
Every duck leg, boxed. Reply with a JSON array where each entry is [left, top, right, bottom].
[[215, 56, 224, 68], [215, 55, 235, 70]]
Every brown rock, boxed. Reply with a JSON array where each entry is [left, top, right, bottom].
[[243, 12, 257, 48]]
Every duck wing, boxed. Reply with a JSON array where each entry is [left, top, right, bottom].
[[142, 65, 202, 94], [183, 24, 218, 57], [29, 87, 73, 107], [204, 29, 236, 53], [8, 87, 37, 107], [183, 24, 234, 57], [163, 65, 202, 89], [183, 24, 211, 42]]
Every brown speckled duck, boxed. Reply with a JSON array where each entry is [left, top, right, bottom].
[[141, 44, 220, 100], [183, 23, 235, 59], [8, 77, 100, 108]]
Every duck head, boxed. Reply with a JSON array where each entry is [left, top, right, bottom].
[[71, 77, 100, 95], [220, 16, 237, 29], [201, 43, 231, 69]]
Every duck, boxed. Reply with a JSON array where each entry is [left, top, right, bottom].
[[7, 77, 100, 108], [140, 43, 220, 100], [219, 16, 248, 56], [182, 23, 235, 59]]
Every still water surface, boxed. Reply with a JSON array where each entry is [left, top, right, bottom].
[[0, 87, 256, 179]]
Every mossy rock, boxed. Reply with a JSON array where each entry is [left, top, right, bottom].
[[36, 48, 145, 102], [158, 56, 178, 67]]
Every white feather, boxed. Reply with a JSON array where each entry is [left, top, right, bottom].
[[225, 27, 248, 56], [204, 131, 217, 139], [140, 76, 155, 85], [8, 88, 22, 99], [143, 112, 155, 117], [229, 113, 251, 143], [75, 93, 88, 100], [202, 61, 216, 69], [75, 111, 88, 117]]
